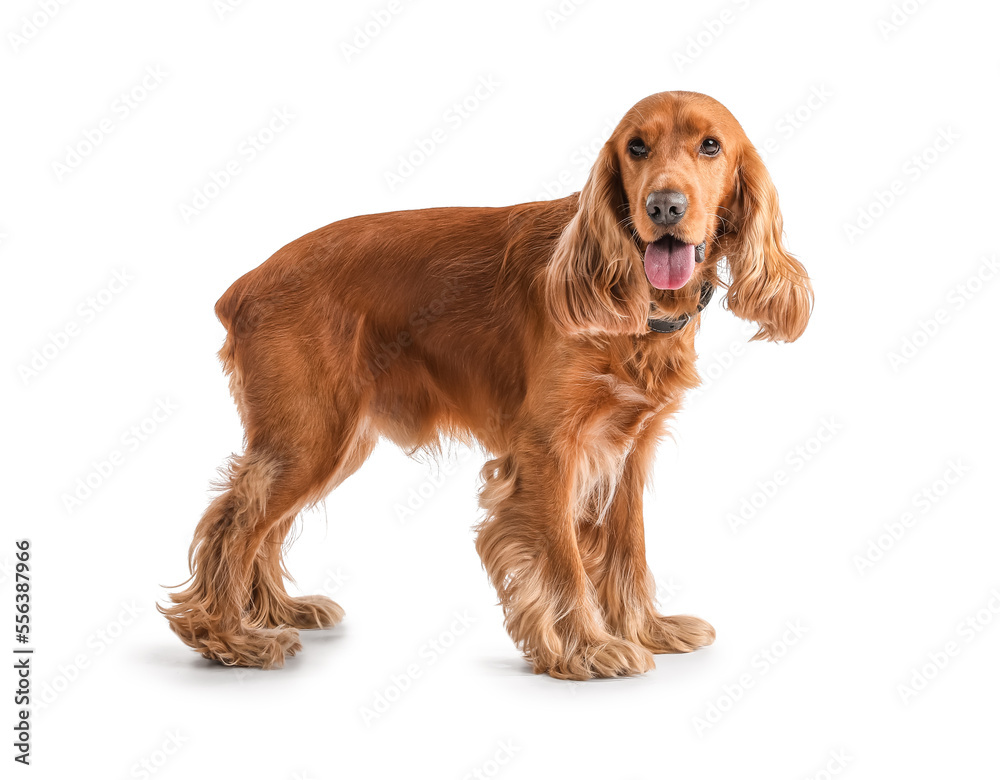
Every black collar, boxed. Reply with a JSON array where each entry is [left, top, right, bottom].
[[647, 281, 715, 334]]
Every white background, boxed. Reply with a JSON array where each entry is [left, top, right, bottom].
[[3, 0, 999, 777]]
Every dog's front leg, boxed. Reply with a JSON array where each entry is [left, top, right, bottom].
[[476, 437, 654, 680], [579, 432, 716, 655]]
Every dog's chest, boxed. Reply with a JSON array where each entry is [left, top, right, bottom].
[[618, 333, 700, 404]]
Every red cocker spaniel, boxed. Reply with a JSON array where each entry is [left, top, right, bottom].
[[162, 91, 812, 679]]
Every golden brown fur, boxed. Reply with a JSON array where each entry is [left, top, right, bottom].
[[161, 91, 812, 679]]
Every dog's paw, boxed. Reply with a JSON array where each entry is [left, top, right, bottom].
[[535, 636, 655, 680], [217, 626, 302, 669], [639, 614, 716, 654], [264, 595, 345, 631], [173, 621, 302, 670]]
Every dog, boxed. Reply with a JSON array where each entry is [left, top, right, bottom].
[[161, 90, 812, 679]]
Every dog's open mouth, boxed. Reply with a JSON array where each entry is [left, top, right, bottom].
[[643, 236, 705, 290]]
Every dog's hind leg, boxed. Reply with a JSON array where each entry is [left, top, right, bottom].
[[161, 325, 373, 668], [244, 430, 375, 632], [161, 416, 372, 668], [160, 450, 302, 668]]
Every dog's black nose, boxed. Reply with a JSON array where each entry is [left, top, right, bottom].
[[646, 190, 688, 226]]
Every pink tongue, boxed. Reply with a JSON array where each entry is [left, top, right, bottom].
[[643, 237, 695, 290]]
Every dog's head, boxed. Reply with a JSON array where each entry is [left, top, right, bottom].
[[546, 91, 813, 341]]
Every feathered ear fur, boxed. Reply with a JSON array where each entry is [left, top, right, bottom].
[[545, 142, 648, 336], [720, 144, 813, 342]]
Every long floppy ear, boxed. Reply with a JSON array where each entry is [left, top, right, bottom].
[[545, 141, 648, 336], [721, 144, 814, 342]]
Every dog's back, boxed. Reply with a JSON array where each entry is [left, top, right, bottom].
[[214, 198, 576, 452]]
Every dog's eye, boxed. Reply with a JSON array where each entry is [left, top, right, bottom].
[[627, 138, 648, 158], [699, 138, 721, 156]]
